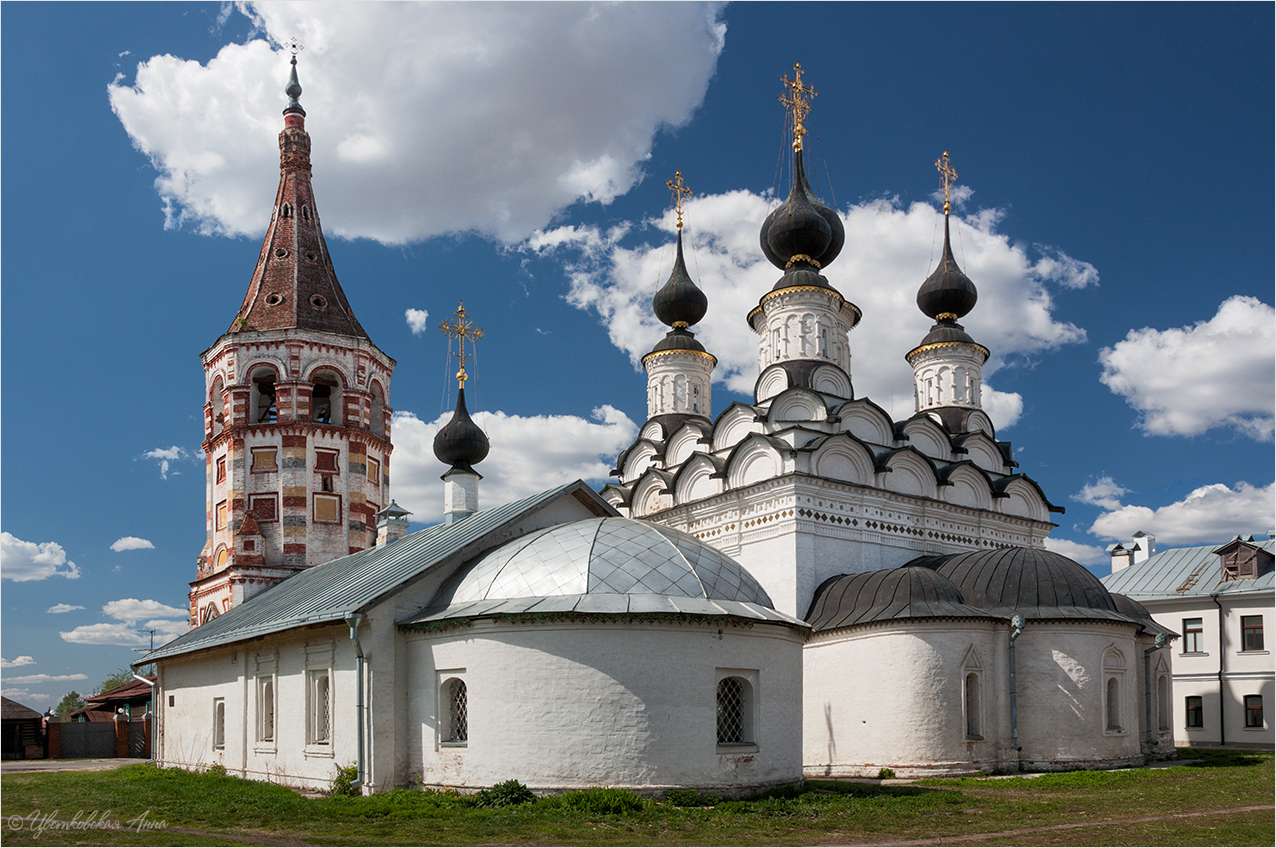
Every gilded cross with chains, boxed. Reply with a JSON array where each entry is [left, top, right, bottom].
[[438, 301, 484, 387], [666, 170, 694, 231], [935, 150, 959, 214], [779, 62, 817, 151], [287, 37, 304, 57]]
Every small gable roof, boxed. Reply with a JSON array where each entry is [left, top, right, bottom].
[[2, 696, 43, 722], [1102, 539, 1276, 600], [137, 481, 614, 665]]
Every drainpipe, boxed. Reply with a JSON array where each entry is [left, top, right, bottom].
[[1211, 593, 1226, 746], [345, 612, 367, 792], [132, 674, 156, 763], [1008, 614, 1025, 766], [1143, 634, 1168, 750]]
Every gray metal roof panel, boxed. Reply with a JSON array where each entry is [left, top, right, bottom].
[[1101, 541, 1275, 600], [139, 482, 594, 664]]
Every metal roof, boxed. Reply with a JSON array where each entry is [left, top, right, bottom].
[[805, 566, 1000, 632], [405, 517, 800, 626], [1101, 540, 1275, 601], [136, 481, 609, 665]]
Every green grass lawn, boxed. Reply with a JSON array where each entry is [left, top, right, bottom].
[[1, 750, 1271, 846]]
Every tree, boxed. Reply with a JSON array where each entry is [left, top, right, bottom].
[[55, 691, 85, 718], [96, 667, 137, 695]]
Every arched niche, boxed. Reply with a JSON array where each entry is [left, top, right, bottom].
[[674, 455, 724, 503], [943, 465, 993, 511], [622, 442, 661, 484], [835, 400, 894, 447], [726, 436, 783, 489], [999, 478, 1048, 522], [665, 424, 708, 468], [755, 365, 790, 403], [903, 417, 951, 462], [877, 449, 938, 499], [369, 380, 387, 439], [810, 364, 851, 399], [210, 375, 226, 437], [630, 472, 673, 517], [956, 433, 1005, 474]]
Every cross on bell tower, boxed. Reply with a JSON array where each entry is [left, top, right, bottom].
[[438, 302, 484, 389], [779, 62, 817, 152]]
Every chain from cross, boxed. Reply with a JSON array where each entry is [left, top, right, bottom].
[[665, 170, 694, 231], [935, 150, 959, 214], [778, 62, 817, 151], [438, 301, 484, 386]]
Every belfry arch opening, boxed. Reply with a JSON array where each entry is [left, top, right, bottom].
[[211, 376, 225, 437], [250, 367, 278, 424], [311, 369, 341, 425], [370, 381, 386, 438]]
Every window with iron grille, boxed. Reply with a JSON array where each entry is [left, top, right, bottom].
[[717, 677, 746, 744], [308, 671, 331, 744], [1241, 616, 1264, 652], [1244, 695, 1263, 728], [1183, 618, 1204, 653], [445, 679, 467, 743], [1185, 696, 1204, 728]]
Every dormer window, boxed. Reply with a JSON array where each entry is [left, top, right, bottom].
[[281, 203, 292, 219], [1216, 539, 1273, 582]]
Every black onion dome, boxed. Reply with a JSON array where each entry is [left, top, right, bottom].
[[760, 149, 844, 271], [934, 548, 1127, 621], [652, 230, 708, 329], [648, 328, 707, 355], [805, 566, 997, 630], [432, 387, 489, 474], [918, 216, 977, 320]]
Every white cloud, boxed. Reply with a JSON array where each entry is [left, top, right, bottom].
[[102, 598, 188, 625], [46, 604, 86, 614], [1043, 537, 1109, 567], [60, 623, 166, 647], [1099, 296, 1275, 440], [1, 689, 52, 707], [142, 445, 193, 479], [1, 673, 88, 685], [110, 536, 155, 552], [1086, 479, 1275, 545], [1, 656, 36, 668], [405, 308, 430, 335], [109, 2, 726, 245], [550, 194, 1089, 430], [1, 533, 82, 582], [1074, 476, 1130, 511], [389, 406, 637, 525]]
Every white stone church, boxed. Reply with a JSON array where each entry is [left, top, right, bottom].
[[138, 61, 1176, 794]]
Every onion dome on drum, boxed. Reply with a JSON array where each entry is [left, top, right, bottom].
[[760, 149, 844, 277], [432, 387, 488, 475], [917, 215, 978, 321], [653, 229, 708, 330]]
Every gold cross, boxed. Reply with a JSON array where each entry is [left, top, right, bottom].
[[665, 170, 694, 230], [935, 150, 958, 214], [438, 301, 484, 386], [779, 62, 817, 151], [287, 37, 304, 57]]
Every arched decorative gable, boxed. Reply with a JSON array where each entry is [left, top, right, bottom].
[[673, 454, 726, 503], [810, 434, 874, 485], [941, 464, 994, 511], [665, 423, 710, 468], [630, 470, 674, 517], [811, 364, 852, 399], [622, 441, 662, 484], [726, 434, 787, 489], [876, 448, 939, 499], [755, 365, 791, 403], [835, 399, 895, 447], [955, 433, 1006, 474], [712, 403, 763, 453], [964, 409, 995, 438], [640, 420, 666, 441], [998, 477, 1049, 522], [903, 417, 952, 462], [767, 388, 829, 425]]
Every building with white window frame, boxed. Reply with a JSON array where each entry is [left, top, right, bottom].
[[1103, 534, 1274, 750]]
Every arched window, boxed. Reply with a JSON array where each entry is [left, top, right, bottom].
[[443, 678, 467, 743], [369, 383, 386, 438], [716, 676, 754, 745], [259, 679, 275, 742], [964, 672, 982, 739], [212, 699, 225, 749], [1106, 677, 1121, 731], [202, 603, 220, 624], [280, 203, 292, 219], [211, 377, 225, 437], [308, 672, 331, 744], [250, 367, 277, 424]]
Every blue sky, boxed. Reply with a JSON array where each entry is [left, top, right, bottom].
[[3, 2, 1272, 708]]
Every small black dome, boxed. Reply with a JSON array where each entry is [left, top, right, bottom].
[[917, 216, 977, 320], [433, 387, 489, 473], [918, 318, 977, 347], [770, 263, 836, 293], [652, 230, 708, 328], [760, 149, 845, 271], [647, 327, 707, 355]]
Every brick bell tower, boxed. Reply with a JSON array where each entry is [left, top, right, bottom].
[[189, 55, 395, 626]]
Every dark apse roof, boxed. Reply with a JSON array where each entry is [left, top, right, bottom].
[[1109, 592, 1177, 639], [805, 566, 999, 631], [933, 547, 1134, 624]]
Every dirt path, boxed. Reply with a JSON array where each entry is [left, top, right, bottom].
[[836, 803, 1275, 846]]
